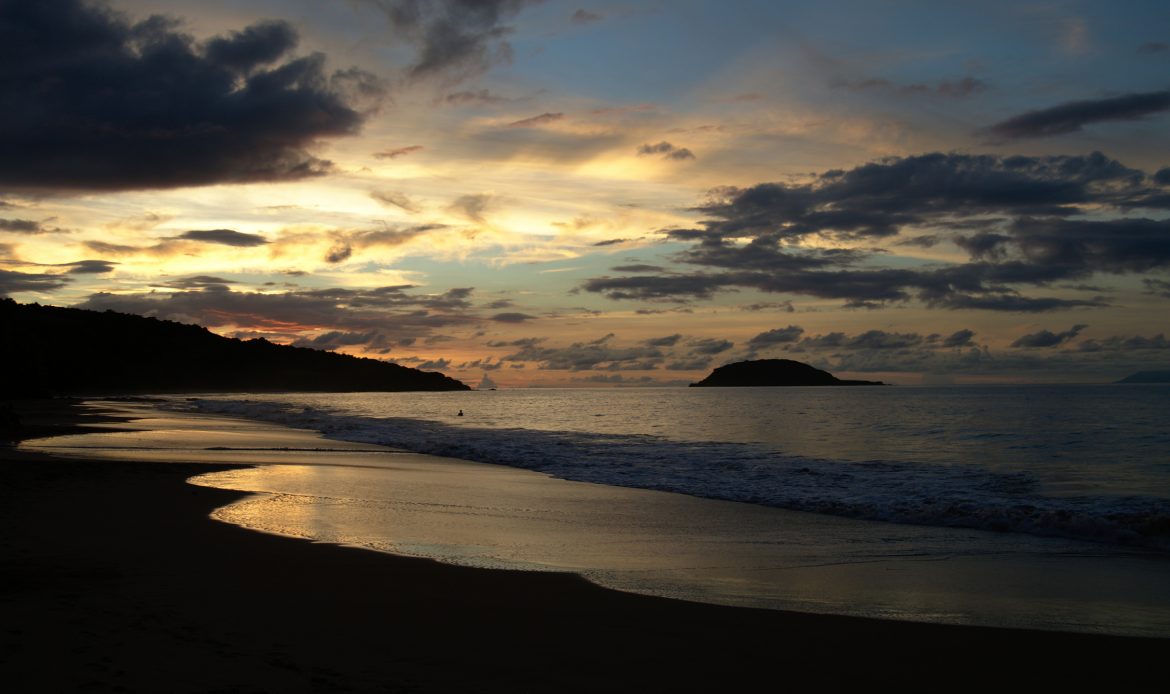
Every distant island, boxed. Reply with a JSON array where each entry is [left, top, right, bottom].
[[1, 299, 469, 397], [1116, 371, 1170, 384], [690, 359, 886, 387]]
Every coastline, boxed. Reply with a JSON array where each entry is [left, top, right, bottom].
[[2, 400, 1167, 692]]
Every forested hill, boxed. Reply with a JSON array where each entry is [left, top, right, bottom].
[[1, 299, 469, 397]]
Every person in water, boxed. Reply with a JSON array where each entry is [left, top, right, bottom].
[[457, 410, 464, 416]]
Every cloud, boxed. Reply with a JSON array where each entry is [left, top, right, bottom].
[[1144, 278, 1170, 298], [449, 194, 495, 223], [374, 145, 425, 159], [178, 229, 269, 247], [499, 333, 666, 371], [442, 89, 510, 106], [0, 0, 382, 192], [0, 219, 45, 233], [940, 329, 976, 348], [581, 152, 1170, 311], [304, 224, 441, 263], [160, 275, 233, 290], [292, 330, 394, 353], [636, 141, 695, 160], [983, 90, 1170, 140], [571, 9, 602, 25], [747, 325, 805, 348], [506, 112, 565, 128], [1137, 42, 1169, 55], [687, 337, 733, 355], [355, 0, 537, 82], [644, 334, 681, 347], [0, 269, 70, 295], [74, 284, 478, 348], [63, 260, 116, 274], [1078, 333, 1169, 352], [491, 312, 535, 322], [1011, 324, 1088, 348], [371, 190, 422, 213], [203, 18, 299, 72]]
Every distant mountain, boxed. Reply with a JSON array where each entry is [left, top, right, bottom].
[[1, 299, 469, 397], [1116, 370, 1170, 384], [690, 359, 886, 387]]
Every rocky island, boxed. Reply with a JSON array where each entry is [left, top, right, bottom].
[[690, 359, 886, 387], [1116, 370, 1170, 384]]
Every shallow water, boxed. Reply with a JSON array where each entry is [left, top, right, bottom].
[[180, 386, 1170, 551]]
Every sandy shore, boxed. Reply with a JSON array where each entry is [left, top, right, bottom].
[[1, 400, 1167, 692]]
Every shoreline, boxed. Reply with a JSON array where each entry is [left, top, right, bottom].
[[2, 400, 1168, 691]]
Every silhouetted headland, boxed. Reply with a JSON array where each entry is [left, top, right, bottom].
[[690, 359, 886, 387], [1116, 370, 1170, 384], [1, 299, 469, 396]]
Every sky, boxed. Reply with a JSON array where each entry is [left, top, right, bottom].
[[2, 0, 1169, 386]]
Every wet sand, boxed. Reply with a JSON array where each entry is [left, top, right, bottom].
[[1, 399, 1166, 692]]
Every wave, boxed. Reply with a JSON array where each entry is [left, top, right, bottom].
[[176, 398, 1170, 552]]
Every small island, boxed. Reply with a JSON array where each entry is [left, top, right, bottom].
[[690, 359, 886, 387], [1116, 370, 1170, 384]]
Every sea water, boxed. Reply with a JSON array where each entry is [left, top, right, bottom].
[[181, 385, 1170, 550], [171, 385, 1170, 635]]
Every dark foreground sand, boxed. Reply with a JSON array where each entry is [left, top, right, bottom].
[[1, 401, 1166, 692]]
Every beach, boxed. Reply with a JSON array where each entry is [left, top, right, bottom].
[[2, 399, 1167, 692]]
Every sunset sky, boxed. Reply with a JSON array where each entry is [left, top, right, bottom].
[[3, 0, 1169, 386]]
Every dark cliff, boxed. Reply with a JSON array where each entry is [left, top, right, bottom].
[[1, 299, 469, 397]]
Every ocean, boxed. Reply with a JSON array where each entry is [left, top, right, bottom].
[[173, 385, 1170, 635]]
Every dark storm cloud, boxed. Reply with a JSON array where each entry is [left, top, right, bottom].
[[491, 312, 535, 322], [984, 91, 1170, 140], [178, 229, 269, 247], [356, 0, 538, 81], [0, 269, 70, 295], [581, 152, 1170, 311], [0, 0, 380, 192], [506, 112, 565, 128], [636, 141, 695, 160], [203, 19, 299, 72], [74, 284, 478, 348], [499, 333, 665, 371], [1011, 324, 1088, 348]]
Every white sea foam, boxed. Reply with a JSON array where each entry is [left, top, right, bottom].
[[173, 395, 1170, 551]]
